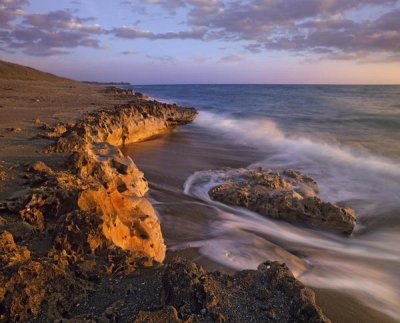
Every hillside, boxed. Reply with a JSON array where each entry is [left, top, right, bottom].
[[0, 60, 71, 81]]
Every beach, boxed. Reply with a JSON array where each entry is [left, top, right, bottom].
[[126, 124, 399, 323], [0, 61, 331, 322]]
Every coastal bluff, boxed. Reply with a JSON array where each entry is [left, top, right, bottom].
[[0, 60, 329, 322]]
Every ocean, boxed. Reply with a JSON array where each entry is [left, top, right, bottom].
[[124, 85, 400, 322]]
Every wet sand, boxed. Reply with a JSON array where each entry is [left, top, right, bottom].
[[125, 125, 399, 323]]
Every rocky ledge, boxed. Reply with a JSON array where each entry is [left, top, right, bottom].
[[0, 96, 329, 322], [209, 168, 356, 235], [0, 98, 197, 321]]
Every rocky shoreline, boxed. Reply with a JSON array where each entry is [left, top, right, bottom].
[[0, 81, 329, 321]]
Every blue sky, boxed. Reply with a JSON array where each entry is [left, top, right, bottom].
[[0, 0, 399, 84]]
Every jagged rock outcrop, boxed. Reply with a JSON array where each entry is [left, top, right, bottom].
[[209, 168, 356, 235], [104, 86, 134, 96], [134, 257, 330, 322], [50, 101, 197, 152], [0, 256, 90, 322], [0, 231, 30, 268], [0, 89, 332, 322], [0, 98, 197, 321], [0, 164, 6, 181]]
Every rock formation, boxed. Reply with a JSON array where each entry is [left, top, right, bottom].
[[0, 97, 197, 321], [104, 86, 134, 96], [0, 231, 30, 268], [0, 164, 6, 181], [136, 257, 330, 322], [0, 92, 330, 322], [209, 168, 356, 235]]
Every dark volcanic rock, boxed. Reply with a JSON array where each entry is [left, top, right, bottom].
[[0, 257, 90, 322], [0, 231, 30, 268], [136, 257, 330, 323], [209, 168, 356, 235]]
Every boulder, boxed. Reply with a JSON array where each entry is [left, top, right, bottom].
[[135, 257, 330, 322], [104, 86, 134, 96], [0, 231, 30, 268], [209, 169, 356, 235]]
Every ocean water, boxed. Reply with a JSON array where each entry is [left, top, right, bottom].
[[127, 85, 400, 321]]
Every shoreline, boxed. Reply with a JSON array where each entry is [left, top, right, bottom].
[[125, 113, 400, 323], [0, 70, 329, 321]]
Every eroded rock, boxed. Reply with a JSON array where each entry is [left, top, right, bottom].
[[49, 101, 197, 152], [0, 165, 6, 181], [135, 257, 330, 323], [209, 168, 356, 235], [0, 231, 30, 268], [0, 258, 90, 322], [77, 186, 166, 264], [104, 86, 134, 96]]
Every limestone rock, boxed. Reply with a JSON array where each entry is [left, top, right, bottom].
[[0, 164, 6, 181], [30, 161, 53, 174], [49, 101, 197, 152], [209, 168, 356, 235], [77, 187, 165, 264], [134, 306, 182, 323], [0, 231, 30, 268], [0, 259, 90, 322], [147, 257, 330, 322], [104, 86, 134, 96], [6, 127, 22, 133]]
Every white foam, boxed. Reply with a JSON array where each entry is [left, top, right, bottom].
[[195, 111, 400, 209], [182, 170, 400, 320]]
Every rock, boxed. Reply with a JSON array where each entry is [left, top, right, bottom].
[[77, 186, 166, 264], [17, 174, 78, 232], [209, 168, 356, 235], [0, 258, 90, 322], [42, 122, 70, 138], [0, 231, 30, 268], [35, 101, 196, 265], [104, 86, 134, 96], [134, 92, 148, 99], [142, 257, 329, 322], [0, 88, 199, 321], [6, 127, 22, 133], [30, 161, 53, 174], [49, 101, 197, 152], [33, 118, 42, 125], [134, 306, 182, 322], [0, 165, 6, 181]]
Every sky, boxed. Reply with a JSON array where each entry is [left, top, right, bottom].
[[0, 0, 399, 84]]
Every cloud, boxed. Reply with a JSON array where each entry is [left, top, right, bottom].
[[1, 0, 400, 62], [144, 0, 400, 61], [220, 54, 244, 62], [121, 49, 139, 55], [112, 26, 206, 40], [0, 0, 28, 28], [192, 56, 209, 62], [0, 6, 104, 56], [145, 54, 176, 63]]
